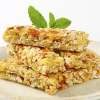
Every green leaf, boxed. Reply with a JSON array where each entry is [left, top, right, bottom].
[[28, 6, 47, 28], [54, 18, 71, 28], [49, 12, 55, 28]]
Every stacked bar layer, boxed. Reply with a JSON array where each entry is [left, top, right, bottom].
[[0, 60, 100, 95], [8, 44, 66, 75], [59, 49, 100, 69], [0, 60, 66, 95], [3, 26, 89, 52], [2, 26, 100, 95], [8, 44, 100, 71]]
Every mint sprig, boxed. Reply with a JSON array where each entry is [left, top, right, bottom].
[[28, 5, 71, 28]]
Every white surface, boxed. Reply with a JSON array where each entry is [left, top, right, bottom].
[[0, 41, 100, 100], [0, 0, 100, 46]]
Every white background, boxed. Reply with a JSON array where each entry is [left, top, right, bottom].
[[0, 0, 100, 46]]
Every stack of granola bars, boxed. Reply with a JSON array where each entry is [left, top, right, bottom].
[[0, 26, 100, 95]]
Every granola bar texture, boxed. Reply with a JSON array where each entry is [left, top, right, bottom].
[[2, 26, 100, 95], [0, 60, 100, 95], [3, 26, 89, 51], [0, 60, 66, 95], [59, 49, 100, 69], [8, 44, 100, 70], [8, 44, 66, 75]]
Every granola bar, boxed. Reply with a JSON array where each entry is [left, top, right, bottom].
[[0, 60, 66, 95], [8, 44, 100, 70], [64, 67, 100, 86], [0, 60, 100, 95], [59, 49, 100, 69], [8, 44, 66, 75], [3, 26, 89, 51]]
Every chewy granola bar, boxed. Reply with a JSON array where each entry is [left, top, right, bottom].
[[0, 60, 100, 95], [8, 44, 100, 70], [64, 67, 100, 86], [8, 44, 66, 75], [0, 60, 66, 95], [3, 26, 89, 51], [59, 49, 100, 69]]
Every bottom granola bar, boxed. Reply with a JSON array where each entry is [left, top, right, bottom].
[[0, 60, 100, 95], [0, 60, 66, 95], [64, 67, 100, 86]]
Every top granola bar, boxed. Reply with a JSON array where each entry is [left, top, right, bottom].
[[3, 26, 89, 51]]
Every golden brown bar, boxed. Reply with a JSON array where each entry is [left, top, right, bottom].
[[8, 44, 66, 75], [3, 26, 89, 52], [0, 60, 66, 95], [59, 49, 100, 69], [0, 60, 100, 95], [8, 44, 100, 70]]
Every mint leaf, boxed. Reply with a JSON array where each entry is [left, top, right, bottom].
[[28, 5, 72, 28], [28, 6, 47, 28], [49, 12, 55, 28], [54, 18, 71, 28]]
